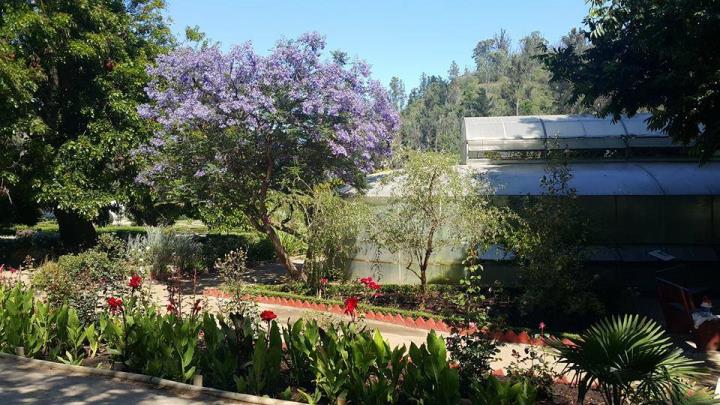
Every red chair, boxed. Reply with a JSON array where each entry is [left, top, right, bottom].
[[656, 278, 720, 351]]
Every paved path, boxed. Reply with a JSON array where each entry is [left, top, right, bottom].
[[0, 358, 239, 405]]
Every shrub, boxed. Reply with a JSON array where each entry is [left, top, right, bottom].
[[0, 285, 97, 365], [200, 232, 275, 267], [403, 330, 460, 404], [57, 250, 124, 284], [33, 247, 126, 321], [508, 151, 604, 326], [128, 228, 202, 278], [505, 346, 557, 399], [548, 315, 702, 404], [446, 330, 499, 394], [94, 233, 128, 260], [470, 375, 538, 405], [32, 261, 75, 306]]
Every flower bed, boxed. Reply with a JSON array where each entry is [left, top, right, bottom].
[[206, 287, 581, 347]]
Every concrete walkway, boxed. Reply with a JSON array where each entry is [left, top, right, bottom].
[[0, 358, 239, 405]]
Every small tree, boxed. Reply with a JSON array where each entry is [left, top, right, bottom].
[[281, 181, 368, 286], [371, 151, 487, 303], [509, 150, 603, 325]]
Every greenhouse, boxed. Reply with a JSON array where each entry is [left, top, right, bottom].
[[351, 114, 720, 285]]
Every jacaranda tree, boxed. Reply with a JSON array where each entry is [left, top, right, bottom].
[[137, 33, 399, 280]]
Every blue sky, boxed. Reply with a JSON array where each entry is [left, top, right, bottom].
[[165, 1, 589, 90]]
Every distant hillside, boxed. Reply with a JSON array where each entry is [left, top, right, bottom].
[[390, 28, 601, 153]]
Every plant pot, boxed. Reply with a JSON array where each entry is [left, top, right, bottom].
[[15, 346, 25, 357]]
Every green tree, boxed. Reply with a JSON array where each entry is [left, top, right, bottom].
[[447, 61, 460, 81], [388, 76, 407, 111], [282, 181, 368, 286], [371, 151, 493, 304], [542, 0, 720, 159], [508, 150, 603, 326], [0, 0, 173, 246]]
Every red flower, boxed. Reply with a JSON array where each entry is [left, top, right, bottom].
[[192, 299, 202, 314], [128, 274, 142, 289], [166, 303, 176, 313], [107, 297, 123, 313], [359, 277, 381, 291], [359, 276, 373, 286], [344, 296, 359, 315], [319, 277, 328, 285], [260, 310, 277, 322], [539, 321, 546, 331]]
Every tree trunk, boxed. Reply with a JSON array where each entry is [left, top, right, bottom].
[[55, 209, 97, 250], [264, 220, 306, 281], [419, 263, 427, 309]]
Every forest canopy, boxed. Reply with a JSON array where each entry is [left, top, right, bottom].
[[393, 28, 595, 153]]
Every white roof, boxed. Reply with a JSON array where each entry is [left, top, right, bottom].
[[460, 113, 672, 158], [362, 162, 720, 197], [462, 113, 663, 142]]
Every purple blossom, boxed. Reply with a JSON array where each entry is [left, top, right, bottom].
[[139, 33, 397, 173]]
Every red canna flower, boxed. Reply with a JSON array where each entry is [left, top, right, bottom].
[[319, 277, 328, 285], [107, 297, 123, 313], [367, 281, 381, 290], [359, 276, 373, 286], [166, 303, 176, 313], [128, 274, 142, 289], [192, 299, 202, 315], [260, 310, 277, 322], [343, 296, 359, 316]]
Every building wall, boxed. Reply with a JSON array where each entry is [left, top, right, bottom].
[[347, 195, 720, 285]]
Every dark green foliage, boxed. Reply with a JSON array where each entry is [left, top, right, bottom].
[[57, 250, 125, 285], [235, 322, 283, 395], [543, 0, 720, 160], [470, 376, 538, 405], [403, 330, 461, 404], [94, 234, 128, 260], [446, 330, 499, 395], [0, 0, 173, 245], [505, 346, 557, 399], [508, 152, 603, 326]]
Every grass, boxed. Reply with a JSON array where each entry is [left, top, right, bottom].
[[2, 220, 252, 236]]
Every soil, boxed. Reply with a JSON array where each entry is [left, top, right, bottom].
[[547, 384, 604, 404]]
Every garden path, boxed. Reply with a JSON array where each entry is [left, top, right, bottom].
[[0, 357, 241, 404]]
